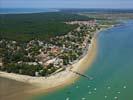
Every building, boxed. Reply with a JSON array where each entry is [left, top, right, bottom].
[[44, 58, 56, 66], [54, 58, 63, 67], [51, 46, 60, 54]]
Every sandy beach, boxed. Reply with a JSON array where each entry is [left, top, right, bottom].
[[0, 29, 102, 94]]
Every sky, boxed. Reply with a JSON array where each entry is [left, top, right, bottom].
[[0, 0, 133, 9]]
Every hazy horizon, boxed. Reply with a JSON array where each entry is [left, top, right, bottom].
[[1, 8, 133, 10], [1, 0, 133, 9]]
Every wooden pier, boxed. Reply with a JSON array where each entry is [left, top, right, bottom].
[[70, 69, 93, 80]]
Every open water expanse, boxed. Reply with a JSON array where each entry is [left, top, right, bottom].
[[33, 20, 133, 100]]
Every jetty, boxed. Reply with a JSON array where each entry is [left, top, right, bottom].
[[69, 69, 93, 80]]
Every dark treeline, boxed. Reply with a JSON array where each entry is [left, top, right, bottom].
[[0, 12, 90, 42]]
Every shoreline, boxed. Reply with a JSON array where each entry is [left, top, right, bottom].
[[0, 28, 106, 93]]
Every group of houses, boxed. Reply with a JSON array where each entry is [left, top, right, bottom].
[[0, 20, 100, 76]]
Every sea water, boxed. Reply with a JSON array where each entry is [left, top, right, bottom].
[[0, 8, 59, 14], [33, 20, 133, 100]]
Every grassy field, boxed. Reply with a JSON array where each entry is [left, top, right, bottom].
[[0, 12, 89, 42]]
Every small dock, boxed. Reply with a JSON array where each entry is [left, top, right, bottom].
[[70, 69, 93, 80]]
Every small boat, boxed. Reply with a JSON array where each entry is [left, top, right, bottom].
[[123, 86, 126, 89], [82, 97, 86, 100], [94, 88, 97, 91], [107, 86, 111, 89], [117, 91, 120, 94], [88, 91, 92, 94], [88, 85, 90, 88], [104, 96, 107, 99], [114, 96, 118, 99], [66, 97, 70, 100]]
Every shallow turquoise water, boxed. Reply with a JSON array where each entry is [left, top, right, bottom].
[[33, 20, 133, 100]]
